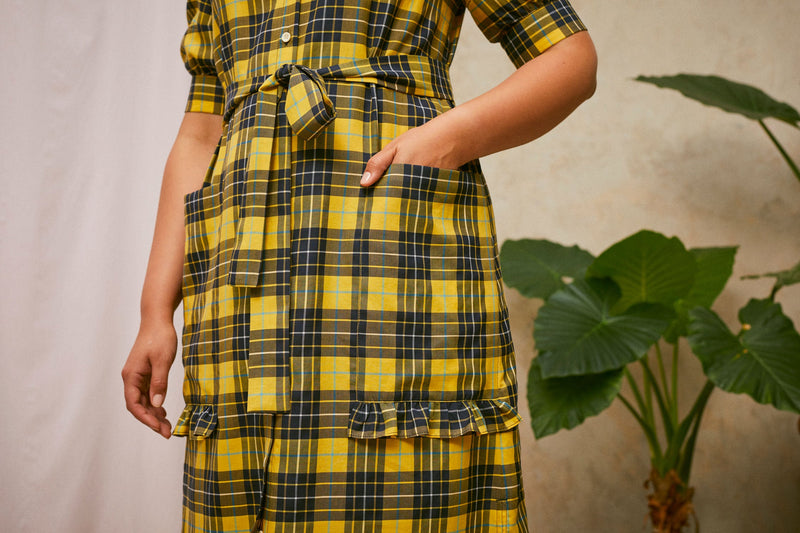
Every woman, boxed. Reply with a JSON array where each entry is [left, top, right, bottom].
[[122, 0, 596, 531]]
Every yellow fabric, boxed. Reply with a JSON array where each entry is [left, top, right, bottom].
[[174, 1, 586, 531]]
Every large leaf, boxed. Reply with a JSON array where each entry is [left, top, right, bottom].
[[500, 239, 594, 300], [534, 278, 673, 378], [587, 230, 696, 314], [684, 247, 738, 307], [636, 74, 800, 127], [664, 246, 738, 343], [742, 260, 800, 298], [688, 299, 800, 414], [527, 358, 623, 438]]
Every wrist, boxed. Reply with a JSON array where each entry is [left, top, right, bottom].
[[140, 302, 177, 328], [426, 106, 481, 168], [139, 281, 181, 325]]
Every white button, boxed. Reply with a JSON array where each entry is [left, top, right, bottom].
[[280, 31, 291, 44]]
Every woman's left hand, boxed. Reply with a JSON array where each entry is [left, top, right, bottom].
[[360, 116, 469, 187], [361, 31, 598, 188]]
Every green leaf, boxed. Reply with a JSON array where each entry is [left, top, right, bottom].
[[742, 260, 800, 298], [688, 299, 800, 414], [664, 246, 738, 343], [527, 358, 623, 438], [684, 247, 738, 307], [663, 301, 693, 345], [587, 230, 696, 314], [636, 74, 800, 127], [500, 239, 595, 300], [534, 279, 673, 378]]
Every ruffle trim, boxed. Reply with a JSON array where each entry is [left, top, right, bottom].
[[347, 400, 522, 439], [172, 404, 217, 440]]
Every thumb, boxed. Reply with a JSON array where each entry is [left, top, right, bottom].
[[149, 360, 170, 408], [361, 146, 396, 187]]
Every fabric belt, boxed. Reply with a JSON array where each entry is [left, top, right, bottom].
[[221, 55, 453, 412]]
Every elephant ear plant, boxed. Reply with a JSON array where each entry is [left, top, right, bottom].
[[500, 75, 800, 533], [635, 74, 800, 182], [501, 232, 800, 532]]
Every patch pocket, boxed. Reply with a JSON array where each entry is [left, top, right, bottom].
[[172, 404, 218, 440], [355, 164, 506, 402], [182, 182, 220, 299], [376, 162, 488, 206], [487, 497, 522, 532]]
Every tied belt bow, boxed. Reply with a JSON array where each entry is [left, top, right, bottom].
[[221, 55, 453, 412]]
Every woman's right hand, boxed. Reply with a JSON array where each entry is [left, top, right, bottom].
[[122, 319, 178, 439], [121, 112, 222, 439]]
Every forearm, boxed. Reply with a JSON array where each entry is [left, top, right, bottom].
[[360, 31, 597, 184], [443, 31, 597, 166], [139, 112, 223, 325]]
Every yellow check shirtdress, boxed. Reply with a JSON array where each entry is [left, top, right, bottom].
[[172, 1, 585, 531]]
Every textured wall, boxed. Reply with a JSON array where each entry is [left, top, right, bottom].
[[450, 1, 800, 530], [1, 1, 798, 532]]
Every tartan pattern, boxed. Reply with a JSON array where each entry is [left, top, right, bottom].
[[280, 65, 336, 140], [175, 0, 585, 531], [182, 0, 224, 114], [348, 400, 523, 439]]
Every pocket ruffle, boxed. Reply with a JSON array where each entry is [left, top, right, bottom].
[[347, 399, 521, 439], [173, 404, 218, 440]]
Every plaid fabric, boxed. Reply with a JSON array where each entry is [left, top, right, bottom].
[[174, 1, 585, 532]]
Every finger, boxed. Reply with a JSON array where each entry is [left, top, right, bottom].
[[122, 371, 148, 417], [141, 398, 172, 439], [149, 359, 171, 409], [123, 371, 163, 429], [157, 418, 173, 439], [125, 386, 162, 432], [361, 146, 396, 187], [125, 387, 172, 438]]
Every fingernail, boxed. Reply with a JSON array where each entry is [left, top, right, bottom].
[[153, 394, 164, 408], [360, 171, 371, 185]]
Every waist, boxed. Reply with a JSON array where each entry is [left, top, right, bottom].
[[221, 54, 454, 123]]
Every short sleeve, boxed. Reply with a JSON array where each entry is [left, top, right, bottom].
[[465, 0, 587, 68], [180, 0, 225, 115]]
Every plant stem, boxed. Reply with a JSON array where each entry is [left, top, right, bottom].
[[671, 342, 680, 427], [759, 119, 800, 182], [619, 393, 663, 465], [625, 367, 649, 423], [640, 358, 675, 440], [655, 342, 670, 405], [642, 362, 655, 429], [678, 381, 715, 485]]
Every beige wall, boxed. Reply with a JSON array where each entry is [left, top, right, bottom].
[[1, 1, 797, 531], [450, 1, 800, 530]]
